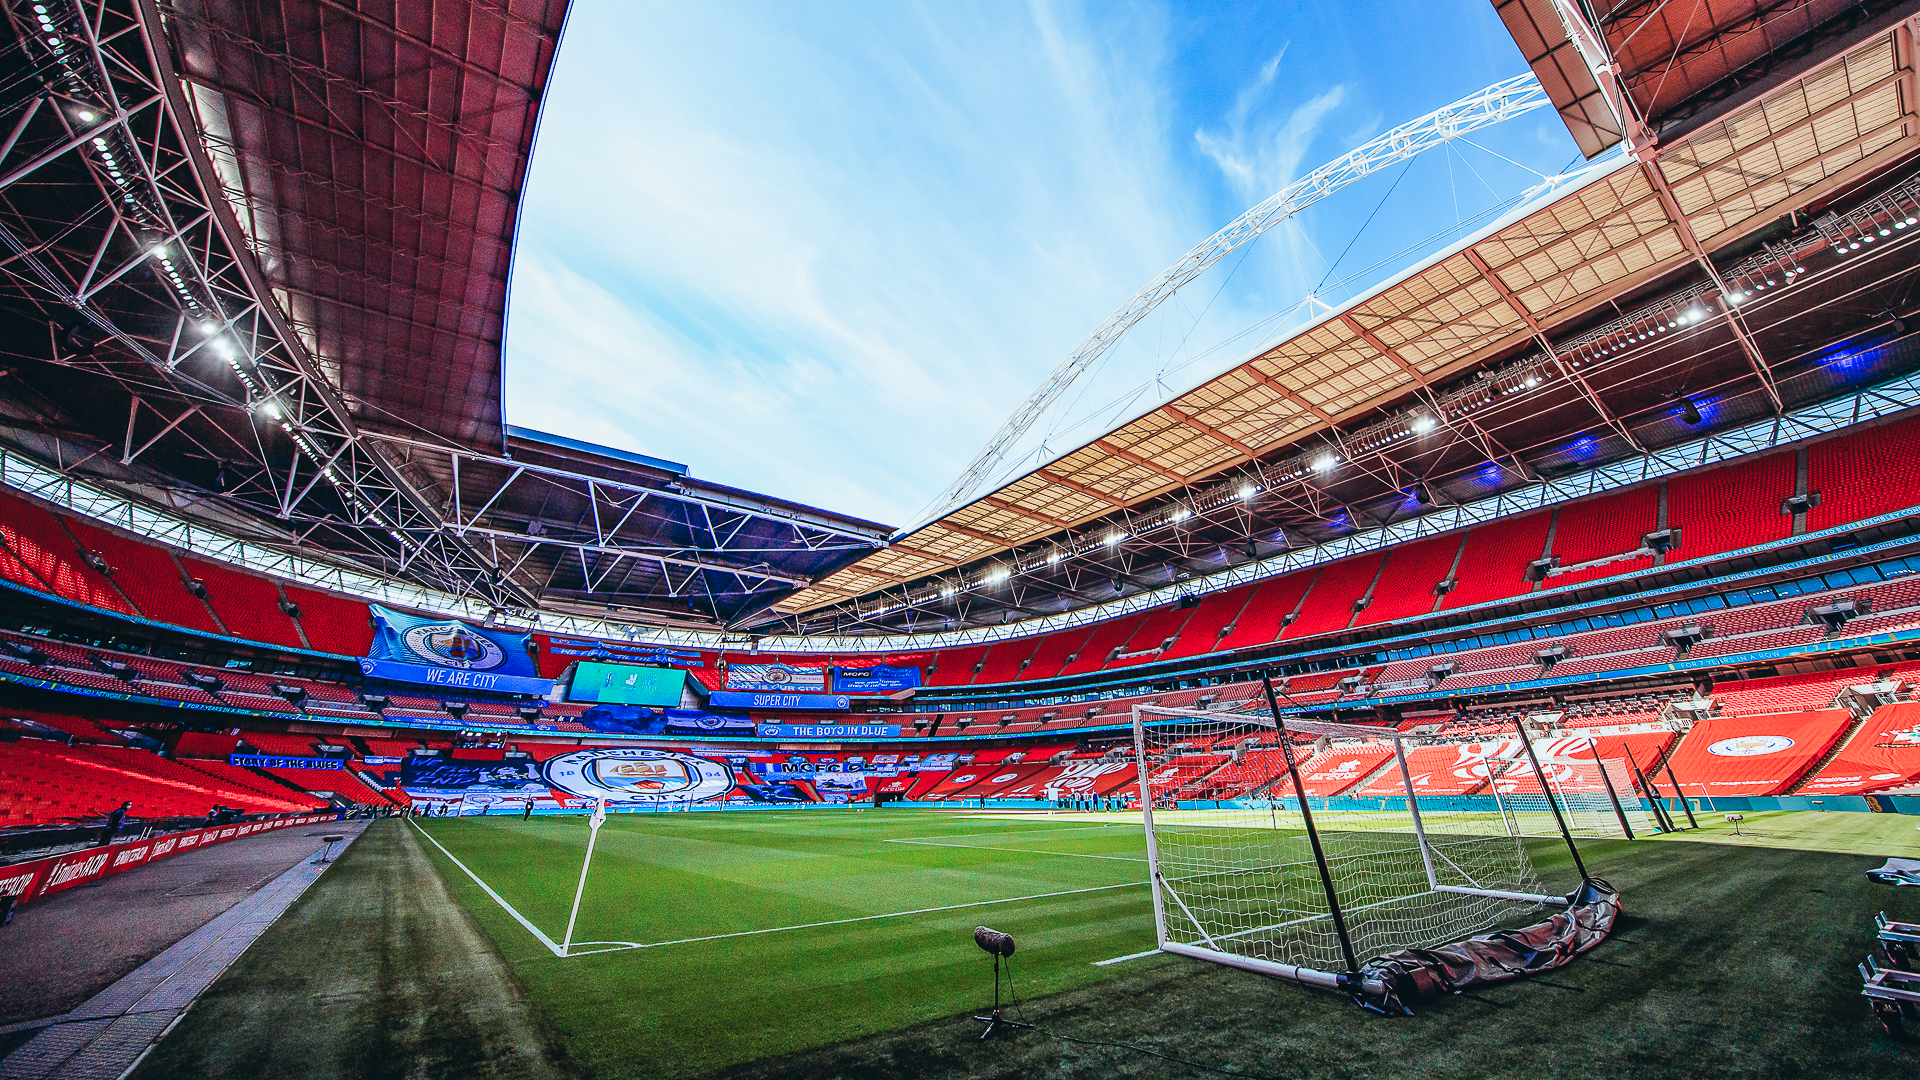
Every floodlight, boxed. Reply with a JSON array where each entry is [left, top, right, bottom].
[[1238, 483, 1257, 500], [1411, 415, 1436, 433], [1677, 397, 1702, 425], [1311, 454, 1336, 473]]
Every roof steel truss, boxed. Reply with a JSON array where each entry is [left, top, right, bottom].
[[0, 0, 523, 608]]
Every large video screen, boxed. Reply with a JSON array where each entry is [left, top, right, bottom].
[[568, 661, 688, 707]]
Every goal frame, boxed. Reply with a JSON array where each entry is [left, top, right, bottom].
[[1132, 680, 1585, 996]]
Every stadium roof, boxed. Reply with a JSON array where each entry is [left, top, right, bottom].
[[0, 0, 888, 630], [772, 10, 1920, 631], [1499, 0, 1920, 157]]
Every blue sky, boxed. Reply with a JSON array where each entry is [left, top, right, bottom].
[[502, 1, 1585, 528]]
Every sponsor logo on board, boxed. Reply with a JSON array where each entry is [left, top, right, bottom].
[[47, 852, 110, 888], [0, 868, 39, 897]]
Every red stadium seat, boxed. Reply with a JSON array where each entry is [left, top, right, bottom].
[[1281, 554, 1386, 640], [1666, 454, 1794, 561], [1440, 510, 1552, 610]]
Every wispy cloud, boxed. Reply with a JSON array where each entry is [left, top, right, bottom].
[[504, 0, 1207, 526], [502, 1, 1576, 529], [1193, 47, 1347, 203]]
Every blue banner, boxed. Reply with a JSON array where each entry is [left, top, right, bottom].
[[757, 723, 901, 739], [579, 705, 755, 737], [367, 605, 537, 675], [400, 757, 547, 792], [831, 664, 921, 694], [725, 663, 825, 693], [231, 754, 342, 769], [709, 690, 850, 711], [542, 635, 704, 667], [357, 657, 554, 696]]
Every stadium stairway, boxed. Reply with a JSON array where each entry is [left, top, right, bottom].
[[1783, 711, 1874, 795]]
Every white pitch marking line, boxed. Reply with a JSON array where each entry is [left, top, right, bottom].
[[419, 822, 1152, 961], [412, 819, 566, 958], [1093, 948, 1161, 966]]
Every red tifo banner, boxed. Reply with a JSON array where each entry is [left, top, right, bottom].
[[0, 812, 339, 908]]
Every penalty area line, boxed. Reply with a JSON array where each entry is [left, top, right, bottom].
[[411, 819, 566, 958]]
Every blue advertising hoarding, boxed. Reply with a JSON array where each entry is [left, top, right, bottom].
[[230, 754, 343, 769], [756, 723, 901, 739], [830, 664, 921, 694], [708, 690, 850, 711]]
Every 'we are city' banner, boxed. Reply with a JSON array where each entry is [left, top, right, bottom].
[[360, 605, 552, 695]]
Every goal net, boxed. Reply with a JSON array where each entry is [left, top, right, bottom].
[[1132, 703, 1579, 998], [1475, 737, 1660, 839]]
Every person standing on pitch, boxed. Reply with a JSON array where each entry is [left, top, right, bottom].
[[523, 799, 534, 821]]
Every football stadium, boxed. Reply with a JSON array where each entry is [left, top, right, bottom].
[[2, 2, 1920, 1078]]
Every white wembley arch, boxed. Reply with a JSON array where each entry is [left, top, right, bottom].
[[930, 72, 1554, 518]]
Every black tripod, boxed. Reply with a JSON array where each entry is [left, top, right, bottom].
[[974, 953, 1032, 1039]]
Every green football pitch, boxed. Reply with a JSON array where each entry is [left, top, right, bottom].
[[133, 808, 1920, 1080], [411, 810, 1169, 1077]]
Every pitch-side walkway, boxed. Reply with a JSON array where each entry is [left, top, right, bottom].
[[0, 822, 367, 1080]]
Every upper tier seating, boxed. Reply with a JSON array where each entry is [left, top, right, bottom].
[[1441, 510, 1552, 610], [1060, 612, 1149, 677], [1282, 554, 1385, 639], [1666, 454, 1794, 561], [282, 585, 375, 655], [1018, 627, 1096, 683], [0, 488, 134, 615], [926, 644, 989, 687], [1160, 583, 1256, 660], [1217, 570, 1317, 651], [1109, 605, 1197, 668], [973, 640, 1038, 684], [180, 557, 304, 650], [1355, 534, 1462, 627], [1806, 412, 1920, 533], [1545, 484, 1660, 588], [61, 518, 224, 634]]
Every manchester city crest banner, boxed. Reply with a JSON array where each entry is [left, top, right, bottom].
[[725, 663, 825, 693], [360, 605, 552, 695]]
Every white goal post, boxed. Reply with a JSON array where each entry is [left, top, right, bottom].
[[1131, 695, 1592, 997]]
